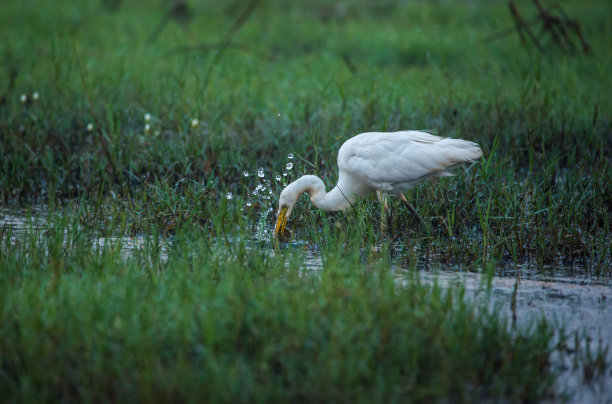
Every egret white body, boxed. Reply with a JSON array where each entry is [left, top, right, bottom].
[[275, 131, 483, 238]]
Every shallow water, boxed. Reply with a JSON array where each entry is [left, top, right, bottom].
[[396, 270, 611, 404], [1, 205, 170, 262], [2, 206, 610, 402]]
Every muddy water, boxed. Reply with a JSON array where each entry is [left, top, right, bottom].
[[2, 206, 611, 403]]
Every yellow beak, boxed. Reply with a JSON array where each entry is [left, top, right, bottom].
[[275, 206, 289, 238]]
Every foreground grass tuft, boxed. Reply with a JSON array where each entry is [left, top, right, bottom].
[[1, 224, 562, 402]]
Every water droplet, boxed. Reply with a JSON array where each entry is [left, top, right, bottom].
[[246, 201, 252, 207], [275, 175, 281, 181], [243, 171, 249, 177], [277, 113, 281, 117], [257, 167, 264, 178], [283, 172, 287, 177], [144, 113, 151, 122], [288, 153, 294, 159], [286, 162, 293, 170], [226, 192, 233, 200]]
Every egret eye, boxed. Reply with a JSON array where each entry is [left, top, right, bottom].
[[278, 227, 292, 243]]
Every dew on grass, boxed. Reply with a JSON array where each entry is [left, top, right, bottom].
[[276, 175, 281, 181], [257, 168, 264, 178], [288, 153, 294, 159], [243, 171, 249, 177], [226, 192, 233, 200], [144, 113, 151, 122], [145, 124, 150, 133], [283, 172, 287, 177], [286, 162, 293, 170], [32, 92, 39, 101], [20, 94, 27, 103], [246, 201, 252, 207], [191, 119, 199, 128], [87, 123, 94, 132]]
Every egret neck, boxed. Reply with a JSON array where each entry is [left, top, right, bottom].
[[292, 175, 355, 212]]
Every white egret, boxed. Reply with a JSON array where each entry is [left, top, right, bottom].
[[275, 131, 483, 240]]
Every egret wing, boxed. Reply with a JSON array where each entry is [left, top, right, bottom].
[[338, 131, 481, 192]]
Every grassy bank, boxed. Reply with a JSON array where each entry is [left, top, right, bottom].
[[1, 0, 611, 401]]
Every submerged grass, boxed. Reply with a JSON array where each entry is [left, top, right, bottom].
[[1, 0, 611, 401]]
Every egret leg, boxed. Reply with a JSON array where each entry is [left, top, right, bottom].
[[399, 193, 430, 233], [376, 190, 389, 211], [376, 190, 391, 236]]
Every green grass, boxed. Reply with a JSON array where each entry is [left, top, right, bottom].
[[1, 0, 611, 401], [0, 215, 569, 402]]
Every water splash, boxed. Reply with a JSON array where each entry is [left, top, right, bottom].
[[256, 207, 272, 241]]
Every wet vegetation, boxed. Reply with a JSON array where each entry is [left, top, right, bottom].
[[1, 0, 611, 402]]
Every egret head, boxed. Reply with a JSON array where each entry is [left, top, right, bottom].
[[275, 175, 327, 241], [275, 185, 299, 241]]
